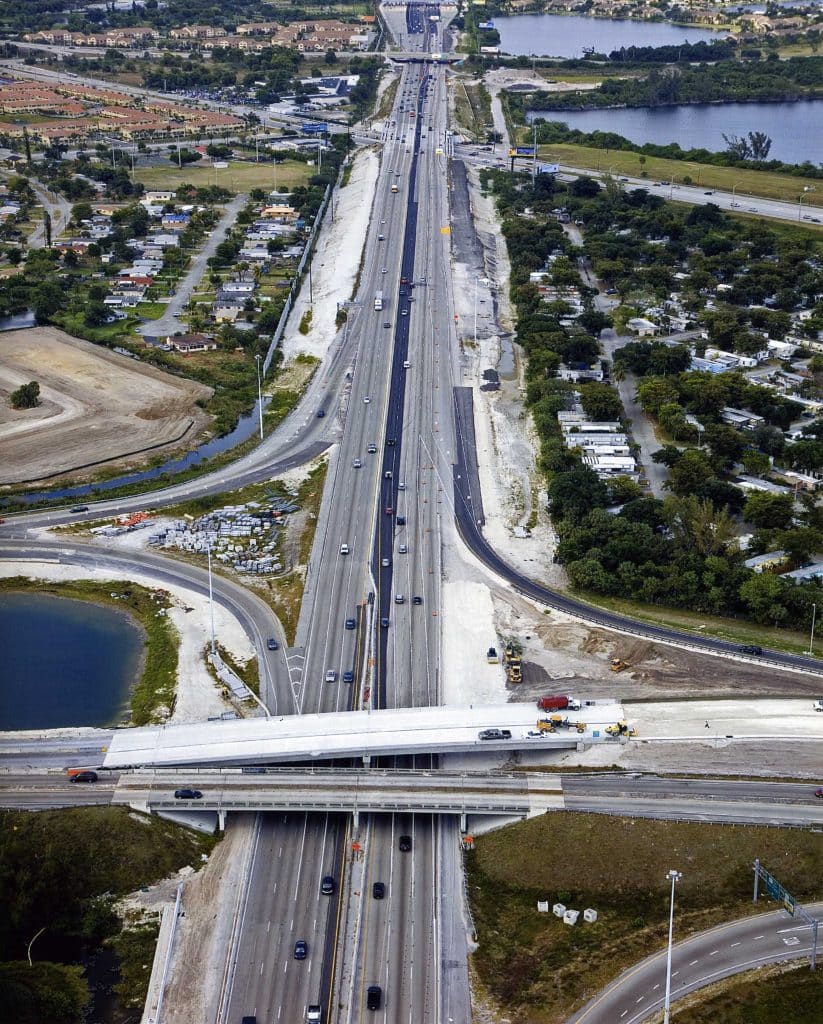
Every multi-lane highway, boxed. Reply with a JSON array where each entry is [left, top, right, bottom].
[[2, 6, 822, 1024], [219, 7, 463, 1022]]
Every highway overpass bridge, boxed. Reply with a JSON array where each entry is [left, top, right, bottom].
[[113, 767, 565, 831], [101, 702, 626, 769]]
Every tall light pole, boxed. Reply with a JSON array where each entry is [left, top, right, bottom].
[[474, 275, 479, 347], [255, 353, 264, 441], [799, 185, 816, 221], [663, 869, 683, 1024], [731, 178, 745, 208], [206, 541, 216, 656], [809, 602, 817, 656]]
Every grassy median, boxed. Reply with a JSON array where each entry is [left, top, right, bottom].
[[467, 812, 823, 1023], [525, 141, 823, 209]]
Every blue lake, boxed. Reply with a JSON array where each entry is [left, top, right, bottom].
[[0, 592, 143, 729], [494, 13, 720, 59], [526, 100, 823, 165]]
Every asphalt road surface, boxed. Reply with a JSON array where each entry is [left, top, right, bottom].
[[569, 902, 823, 1024]]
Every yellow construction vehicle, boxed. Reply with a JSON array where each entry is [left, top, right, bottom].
[[535, 719, 556, 733], [507, 665, 522, 684], [610, 657, 629, 673], [605, 720, 637, 737]]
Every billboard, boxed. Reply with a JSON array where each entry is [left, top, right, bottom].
[[508, 146, 535, 157], [301, 122, 328, 134], [538, 163, 560, 174], [478, 20, 495, 29]]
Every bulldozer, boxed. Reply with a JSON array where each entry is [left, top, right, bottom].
[[605, 720, 637, 738], [610, 657, 629, 673]]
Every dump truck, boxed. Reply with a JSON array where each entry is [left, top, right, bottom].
[[536, 695, 582, 712]]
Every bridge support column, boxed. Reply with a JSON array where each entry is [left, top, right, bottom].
[[218, 809, 226, 832], [353, 809, 359, 831], [460, 812, 467, 834], [362, 754, 371, 767]]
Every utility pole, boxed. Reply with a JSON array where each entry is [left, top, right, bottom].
[[663, 870, 683, 1024]]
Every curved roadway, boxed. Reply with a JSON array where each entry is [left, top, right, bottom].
[[569, 901, 823, 1024]]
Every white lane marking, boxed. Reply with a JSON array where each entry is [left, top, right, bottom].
[[672, 971, 679, 977], [709, 950, 719, 957], [730, 941, 740, 947], [754, 934, 765, 940], [652, 984, 659, 991], [689, 959, 699, 966]]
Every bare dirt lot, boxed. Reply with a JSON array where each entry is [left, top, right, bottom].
[[0, 326, 212, 485]]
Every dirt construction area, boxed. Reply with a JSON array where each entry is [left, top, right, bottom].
[[0, 326, 212, 485]]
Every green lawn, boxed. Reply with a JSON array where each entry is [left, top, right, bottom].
[[572, 589, 817, 659], [527, 141, 823, 209], [674, 963, 823, 1023], [468, 813, 823, 1023], [135, 159, 312, 194], [134, 301, 169, 320]]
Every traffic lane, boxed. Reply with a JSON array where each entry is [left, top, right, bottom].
[[562, 775, 823, 805], [568, 902, 823, 1024], [0, 772, 117, 808], [226, 813, 344, 1024], [562, 794, 823, 827]]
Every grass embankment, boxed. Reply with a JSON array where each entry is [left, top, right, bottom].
[[0, 578, 177, 725], [468, 813, 823, 1023], [0, 807, 216, 1019], [135, 159, 311, 194], [571, 588, 819, 660], [375, 75, 400, 123], [454, 79, 493, 141], [527, 142, 823, 208], [674, 963, 823, 1023], [266, 459, 328, 644]]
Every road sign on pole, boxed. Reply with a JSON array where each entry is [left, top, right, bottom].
[[753, 859, 818, 968]]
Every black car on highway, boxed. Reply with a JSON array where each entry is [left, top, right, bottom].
[[174, 788, 202, 799]]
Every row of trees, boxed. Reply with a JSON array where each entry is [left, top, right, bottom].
[[526, 56, 823, 111]]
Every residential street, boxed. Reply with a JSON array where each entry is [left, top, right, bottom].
[[137, 193, 247, 338]]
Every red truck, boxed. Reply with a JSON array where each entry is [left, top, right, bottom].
[[536, 695, 582, 712]]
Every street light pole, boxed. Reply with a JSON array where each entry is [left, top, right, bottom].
[[206, 542, 216, 656], [474, 276, 478, 347], [731, 178, 745, 208], [799, 186, 817, 221], [809, 602, 817, 656], [255, 353, 264, 441], [663, 869, 683, 1024]]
